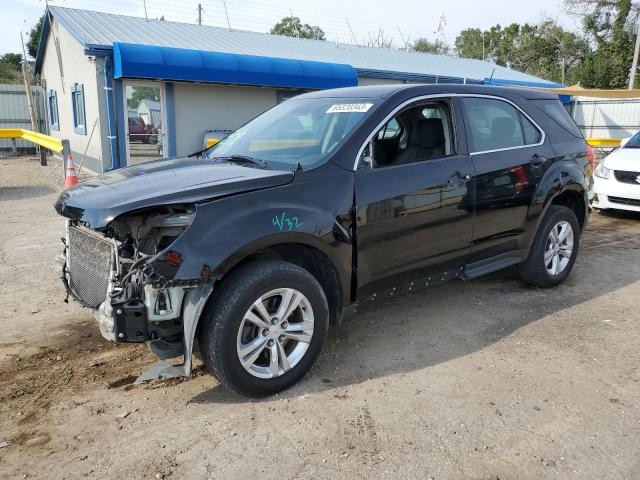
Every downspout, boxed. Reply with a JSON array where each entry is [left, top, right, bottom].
[[103, 56, 119, 170]]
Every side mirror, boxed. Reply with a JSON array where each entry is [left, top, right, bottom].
[[620, 137, 631, 148]]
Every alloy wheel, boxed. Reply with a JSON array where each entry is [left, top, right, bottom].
[[544, 220, 574, 276], [236, 288, 314, 379]]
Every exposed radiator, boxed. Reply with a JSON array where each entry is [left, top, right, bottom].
[[67, 226, 114, 308]]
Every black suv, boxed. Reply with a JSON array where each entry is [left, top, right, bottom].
[[55, 84, 593, 396]]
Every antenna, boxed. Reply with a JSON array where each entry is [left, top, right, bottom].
[[142, 0, 148, 21], [346, 19, 359, 46], [222, 0, 231, 31], [488, 67, 496, 84], [197, 3, 203, 26]]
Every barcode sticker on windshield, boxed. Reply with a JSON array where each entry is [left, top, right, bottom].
[[326, 103, 373, 113]]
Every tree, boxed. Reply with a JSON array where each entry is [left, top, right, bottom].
[[454, 28, 485, 60], [364, 27, 394, 48], [127, 86, 160, 110], [270, 16, 325, 40], [0, 54, 23, 84], [0, 53, 23, 69], [411, 38, 451, 55], [26, 14, 45, 59], [454, 20, 589, 84], [565, 0, 636, 87]]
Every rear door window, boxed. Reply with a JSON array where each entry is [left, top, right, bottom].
[[462, 98, 525, 152], [462, 97, 543, 153], [529, 99, 583, 138]]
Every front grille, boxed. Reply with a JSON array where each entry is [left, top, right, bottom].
[[67, 226, 114, 308], [608, 196, 640, 207], [614, 170, 640, 184]]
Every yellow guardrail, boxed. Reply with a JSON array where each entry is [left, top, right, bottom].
[[0, 128, 64, 153], [586, 138, 621, 147]]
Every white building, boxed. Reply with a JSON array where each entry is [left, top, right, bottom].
[[35, 6, 559, 173]]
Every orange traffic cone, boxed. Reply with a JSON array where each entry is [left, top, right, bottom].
[[64, 154, 79, 189]]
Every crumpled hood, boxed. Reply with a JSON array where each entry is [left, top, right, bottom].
[[54, 157, 294, 228]]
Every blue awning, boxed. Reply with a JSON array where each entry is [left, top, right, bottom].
[[113, 42, 358, 90]]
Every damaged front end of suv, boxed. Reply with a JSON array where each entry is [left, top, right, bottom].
[[58, 203, 213, 380], [53, 156, 298, 382]]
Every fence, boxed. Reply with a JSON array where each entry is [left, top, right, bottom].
[[0, 84, 46, 155], [571, 97, 640, 140]]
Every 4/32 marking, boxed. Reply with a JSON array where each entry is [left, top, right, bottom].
[[273, 212, 304, 231]]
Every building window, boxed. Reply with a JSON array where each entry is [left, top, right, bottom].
[[47, 90, 59, 131], [71, 83, 86, 135]]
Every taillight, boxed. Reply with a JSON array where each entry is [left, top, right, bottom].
[[586, 145, 596, 170]]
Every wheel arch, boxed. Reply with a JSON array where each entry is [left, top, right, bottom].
[[524, 159, 589, 247], [212, 235, 348, 326], [549, 188, 588, 231]]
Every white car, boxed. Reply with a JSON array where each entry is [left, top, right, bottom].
[[592, 135, 640, 212]]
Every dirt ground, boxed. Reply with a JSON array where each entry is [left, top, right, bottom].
[[0, 155, 639, 480]]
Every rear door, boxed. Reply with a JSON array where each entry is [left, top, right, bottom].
[[354, 97, 475, 299], [459, 96, 554, 257]]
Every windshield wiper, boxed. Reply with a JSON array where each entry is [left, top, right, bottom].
[[214, 155, 268, 169]]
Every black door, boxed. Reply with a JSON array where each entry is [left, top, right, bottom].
[[459, 96, 555, 257], [354, 98, 475, 299]]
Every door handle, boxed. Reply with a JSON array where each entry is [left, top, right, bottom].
[[447, 172, 471, 187], [530, 154, 546, 166]]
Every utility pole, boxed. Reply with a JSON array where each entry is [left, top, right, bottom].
[[630, 21, 640, 89], [197, 3, 202, 26], [20, 31, 37, 133]]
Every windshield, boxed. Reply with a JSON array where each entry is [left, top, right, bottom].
[[205, 97, 380, 169], [623, 131, 640, 148]]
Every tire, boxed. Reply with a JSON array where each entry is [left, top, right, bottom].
[[518, 205, 580, 288], [199, 260, 329, 397]]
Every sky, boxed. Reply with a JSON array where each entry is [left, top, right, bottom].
[[1, 0, 581, 56]]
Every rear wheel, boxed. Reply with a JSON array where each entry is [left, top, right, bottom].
[[199, 260, 329, 397], [518, 205, 580, 288]]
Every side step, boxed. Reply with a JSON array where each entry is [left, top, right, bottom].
[[459, 250, 527, 280]]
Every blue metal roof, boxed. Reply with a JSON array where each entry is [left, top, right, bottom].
[[36, 6, 558, 87], [113, 42, 357, 89]]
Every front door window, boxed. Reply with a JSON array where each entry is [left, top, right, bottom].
[[125, 83, 164, 165]]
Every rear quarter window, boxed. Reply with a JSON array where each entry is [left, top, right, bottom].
[[529, 99, 583, 138]]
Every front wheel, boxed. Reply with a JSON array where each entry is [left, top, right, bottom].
[[199, 260, 329, 397], [518, 205, 581, 288]]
